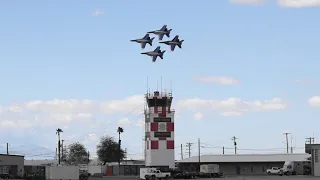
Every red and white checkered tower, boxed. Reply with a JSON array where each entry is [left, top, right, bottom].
[[144, 90, 175, 168]]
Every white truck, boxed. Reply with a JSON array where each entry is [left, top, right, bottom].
[[266, 167, 283, 175], [282, 161, 297, 175], [45, 165, 79, 180], [140, 167, 171, 180], [199, 164, 222, 178], [78, 164, 90, 180]]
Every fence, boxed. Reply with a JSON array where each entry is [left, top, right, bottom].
[[103, 165, 145, 176]]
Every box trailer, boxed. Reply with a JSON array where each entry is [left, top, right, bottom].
[[45, 166, 79, 180], [199, 164, 223, 178]]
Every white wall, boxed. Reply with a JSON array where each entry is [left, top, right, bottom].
[[88, 165, 102, 175], [149, 149, 175, 168]]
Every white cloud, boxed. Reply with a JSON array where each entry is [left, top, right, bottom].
[[308, 96, 320, 108], [135, 119, 145, 128], [100, 95, 144, 114], [0, 120, 33, 129], [177, 97, 287, 116], [0, 95, 144, 129], [229, 0, 265, 4], [118, 118, 132, 126], [194, 112, 204, 120], [221, 111, 243, 116], [278, 0, 320, 7], [197, 76, 240, 85], [92, 9, 104, 16]]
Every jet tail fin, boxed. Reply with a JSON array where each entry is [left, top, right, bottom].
[[148, 37, 155, 46], [178, 40, 184, 48], [166, 29, 172, 38], [159, 50, 166, 59]]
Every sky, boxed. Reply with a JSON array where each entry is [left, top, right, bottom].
[[1, 0, 320, 160]]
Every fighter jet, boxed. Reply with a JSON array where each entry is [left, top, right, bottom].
[[159, 35, 184, 52], [141, 46, 166, 62], [147, 25, 172, 40], [130, 34, 155, 49]]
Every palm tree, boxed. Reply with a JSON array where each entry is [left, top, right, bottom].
[[56, 128, 63, 164], [117, 127, 124, 175], [117, 127, 124, 142]]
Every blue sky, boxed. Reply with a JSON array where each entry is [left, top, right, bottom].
[[1, 0, 320, 160]]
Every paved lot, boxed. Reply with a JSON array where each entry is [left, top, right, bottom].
[[91, 176, 319, 180]]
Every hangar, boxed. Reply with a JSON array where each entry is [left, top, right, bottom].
[[0, 154, 24, 177], [176, 153, 310, 175]]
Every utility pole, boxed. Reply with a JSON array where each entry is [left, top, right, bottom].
[[6, 143, 8, 155], [222, 147, 225, 155], [198, 138, 201, 173], [290, 135, 293, 153], [180, 144, 183, 160], [186, 142, 193, 158], [231, 136, 238, 154], [283, 133, 290, 153], [61, 140, 64, 161], [87, 151, 90, 164]]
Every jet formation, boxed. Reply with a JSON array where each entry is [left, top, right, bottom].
[[130, 25, 184, 62]]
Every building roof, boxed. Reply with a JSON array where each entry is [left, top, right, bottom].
[[24, 159, 59, 166], [176, 153, 311, 163], [0, 153, 24, 157]]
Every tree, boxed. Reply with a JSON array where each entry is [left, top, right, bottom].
[[96, 136, 126, 165], [117, 127, 124, 175], [63, 142, 89, 165], [56, 128, 63, 164]]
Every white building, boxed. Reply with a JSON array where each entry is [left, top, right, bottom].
[[176, 153, 311, 175], [144, 91, 175, 168]]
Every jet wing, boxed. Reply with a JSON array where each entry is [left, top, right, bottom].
[[160, 25, 167, 31], [142, 34, 149, 39], [170, 44, 176, 51], [152, 56, 157, 62], [158, 34, 164, 40], [141, 42, 147, 49], [154, 46, 160, 52], [172, 35, 179, 42]]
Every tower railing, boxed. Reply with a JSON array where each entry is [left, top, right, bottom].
[[145, 91, 173, 99]]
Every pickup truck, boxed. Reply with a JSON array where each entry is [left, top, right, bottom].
[[266, 167, 283, 175], [140, 168, 171, 180]]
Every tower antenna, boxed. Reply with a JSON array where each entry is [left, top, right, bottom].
[[147, 76, 149, 94], [170, 80, 172, 94], [161, 76, 163, 93]]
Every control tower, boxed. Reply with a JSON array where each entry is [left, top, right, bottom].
[[144, 90, 175, 168]]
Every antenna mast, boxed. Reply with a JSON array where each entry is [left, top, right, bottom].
[[161, 76, 163, 93], [147, 76, 149, 94]]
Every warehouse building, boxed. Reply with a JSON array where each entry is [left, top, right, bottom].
[[176, 153, 310, 175], [0, 154, 24, 177]]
